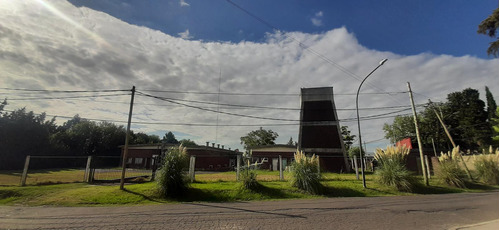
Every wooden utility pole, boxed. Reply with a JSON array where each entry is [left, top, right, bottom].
[[407, 82, 429, 186], [120, 86, 136, 190], [427, 100, 473, 181]]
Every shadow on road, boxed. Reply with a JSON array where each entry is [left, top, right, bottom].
[[186, 202, 306, 219]]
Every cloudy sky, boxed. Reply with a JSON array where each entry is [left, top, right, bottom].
[[0, 0, 498, 153]]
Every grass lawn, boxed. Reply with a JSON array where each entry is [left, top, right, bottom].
[[0, 170, 496, 206]]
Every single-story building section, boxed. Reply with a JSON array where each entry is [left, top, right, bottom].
[[249, 145, 297, 171], [119, 143, 241, 171]]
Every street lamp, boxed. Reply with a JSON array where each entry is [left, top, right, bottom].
[[356, 58, 388, 188]]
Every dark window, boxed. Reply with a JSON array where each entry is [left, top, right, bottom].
[[301, 125, 342, 148], [302, 101, 336, 121]]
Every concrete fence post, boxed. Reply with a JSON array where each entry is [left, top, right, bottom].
[[189, 156, 196, 182], [425, 156, 431, 177], [317, 156, 320, 174], [353, 155, 359, 180], [84, 156, 92, 183], [20, 155, 30, 186], [236, 155, 241, 181], [279, 155, 283, 181]]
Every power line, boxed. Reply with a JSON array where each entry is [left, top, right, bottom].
[[3, 93, 131, 101], [136, 91, 300, 122], [0, 88, 130, 93], [139, 88, 407, 96], [135, 91, 418, 111]]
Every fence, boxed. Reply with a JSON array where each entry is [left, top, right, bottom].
[[0, 155, 152, 186]]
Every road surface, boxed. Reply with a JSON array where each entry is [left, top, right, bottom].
[[0, 191, 497, 229]]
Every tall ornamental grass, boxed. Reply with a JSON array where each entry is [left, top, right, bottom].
[[239, 161, 260, 191], [473, 146, 499, 185], [374, 145, 415, 192], [437, 146, 467, 188], [156, 145, 190, 197], [290, 150, 322, 194]]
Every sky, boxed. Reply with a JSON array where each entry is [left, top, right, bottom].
[[0, 0, 498, 153]]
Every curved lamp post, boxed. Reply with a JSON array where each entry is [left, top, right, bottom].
[[356, 59, 388, 188]]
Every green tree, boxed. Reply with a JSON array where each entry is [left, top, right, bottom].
[[444, 88, 489, 149], [0, 108, 58, 169], [383, 115, 416, 144], [240, 127, 278, 150], [132, 132, 161, 144], [162, 131, 179, 144], [485, 86, 498, 125], [348, 146, 364, 158], [493, 108, 499, 143], [477, 7, 499, 57], [286, 137, 297, 146], [179, 139, 197, 147], [341, 126, 356, 151]]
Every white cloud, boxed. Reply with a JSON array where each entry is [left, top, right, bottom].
[[311, 11, 323, 27], [178, 29, 193, 39], [179, 0, 190, 7], [0, 1, 497, 152]]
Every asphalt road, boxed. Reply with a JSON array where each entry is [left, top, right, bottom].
[[0, 191, 497, 230]]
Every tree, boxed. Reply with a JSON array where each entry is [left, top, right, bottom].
[[445, 88, 489, 149], [0, 98, 7, 115], [286, 137, 297, 146], [0, 108, 58, 169], [477, 7, 499, 57], [383, 115, 416, 144], [383, 88, 491, 150], [162, 131, 179, 144], [493, 108, 499, 143], [132, 132, 161, 144], [348, 146, 364, 158], [341, 126, 356, 151], [485, 86, 498, 124], [240, 127, 278, 150], [179, 139, 197, 147]]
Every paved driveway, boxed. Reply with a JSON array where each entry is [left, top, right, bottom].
[[0, 192, 497, 229]]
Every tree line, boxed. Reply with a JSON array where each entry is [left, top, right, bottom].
[[383, 87, 498, 151], [0, 100, 163, 170]]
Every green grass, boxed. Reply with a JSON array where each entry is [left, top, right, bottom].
[[0, 170, 497, 206]]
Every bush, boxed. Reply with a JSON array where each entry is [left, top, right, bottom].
[[436, 146, 467, 188], [239, 167, 260, 191], [374, 146, 415, 192], [473, 146, 499, 185], [156, 145, 189, 197], [290, 150, 322, 194]]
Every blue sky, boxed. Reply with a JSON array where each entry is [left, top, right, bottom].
[[69, 0, 498, 59]]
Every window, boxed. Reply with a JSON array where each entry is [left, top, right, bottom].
[[135, 158, 143, 164]]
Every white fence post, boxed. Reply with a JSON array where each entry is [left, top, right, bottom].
[[189, 156, 196, 182]]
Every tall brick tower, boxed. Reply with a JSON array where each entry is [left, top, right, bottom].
[[298, 87, 349, 172]]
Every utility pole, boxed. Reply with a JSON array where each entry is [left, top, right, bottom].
[[427, 100, 473, 181], [120, 86, 136, 190], [407, 82, 429, 186]]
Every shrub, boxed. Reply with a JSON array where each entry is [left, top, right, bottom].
[[290, 150, 322, 194], [473, 146, 499, 185], [239, 165, 260, 191], [374, 145, 415, 192], [436, 146, 467, 188], [156, 145, 189, 197]]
